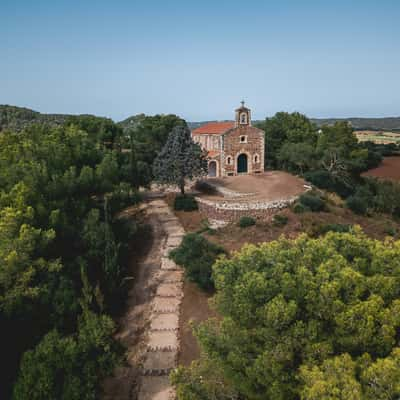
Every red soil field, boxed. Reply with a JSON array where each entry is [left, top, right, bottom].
[[362, 156, 400, 180]]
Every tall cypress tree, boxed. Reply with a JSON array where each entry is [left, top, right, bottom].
[[153, 125, 208, 194]]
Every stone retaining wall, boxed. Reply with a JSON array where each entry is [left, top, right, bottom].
[[196, 196, 298, 222]]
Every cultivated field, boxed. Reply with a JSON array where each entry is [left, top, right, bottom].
[[356, 130, 400, 144], [362, 156, 400, 180]]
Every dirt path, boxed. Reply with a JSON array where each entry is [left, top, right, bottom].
[[102, 199, 185, 400]]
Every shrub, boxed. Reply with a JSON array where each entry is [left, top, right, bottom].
[[272, 214, 288, 226], [304, 170, 333, 190], [304, 170, 354, 198], [238, 216, 256, 228], [319, 223, 352, 235], [174, 194, 198, 211], [346, 195, 368, 215], [194, 180, 218, 195], [384, 225, 397, 237], [169, 233, 226, 291], [299, 193, 325, 212], [293, 202, 309, 214]]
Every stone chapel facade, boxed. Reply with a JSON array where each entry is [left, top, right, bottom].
[[192, 102, 265, 177]]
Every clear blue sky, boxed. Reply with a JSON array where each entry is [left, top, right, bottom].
[[1, 0, 399, 121]]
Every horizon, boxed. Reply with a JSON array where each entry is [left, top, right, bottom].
[[1, 0, 399, 121], [2, 103, 400, 123]]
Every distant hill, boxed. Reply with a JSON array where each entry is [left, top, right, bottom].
[[189, 117, 400, 132], [0, 105, 74, 132], [2, 105, 400, 133], [0, 105, 107, 132], [310, 117, 400, 132]]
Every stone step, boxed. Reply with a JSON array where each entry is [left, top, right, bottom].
[[152, 297, 181, 313], [147, 330, 178, 351], [150, 313, 179, 331], [165, 236, 183, 247], [142, 349, 177, 376], [156, 283, 183, 298], [161, 257, 179, 271], [155, 270, 184, 284], [138, 376, 175, 400], [163, 222, 185, 237]]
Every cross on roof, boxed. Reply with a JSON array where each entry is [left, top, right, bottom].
[[241, 100, 245, 107]]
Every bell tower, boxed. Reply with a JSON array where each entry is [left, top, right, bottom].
[[235, 101, 251, 127]]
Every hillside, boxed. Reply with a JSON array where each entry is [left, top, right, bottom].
[[189, 117, 400, 132], [0, 105, 107, 132], [0, 105, 73, 132], [2, 105, 400, 133], [311, 117, 400, 131]]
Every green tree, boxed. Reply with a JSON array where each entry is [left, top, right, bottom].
[[299, 354, 362, 400], [153, 125, 207, 194], [277, 142, 316, 173], [0, 121, 139, 398], [257, 112, 317, 169], [13, 311, 120, 400], [361, 348, 400, 400], [173, 229, 400, 400], [120, 114, 186, 187]]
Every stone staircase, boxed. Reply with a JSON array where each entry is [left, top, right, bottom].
[[137, 200, 185, 400]]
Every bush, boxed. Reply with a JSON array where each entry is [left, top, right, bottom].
[[293, 202, 309, 214], [384, 225, 397, 237], [238, 216, 256, 228], [304, 170, 355, 198], [194, 180, 218, 195], [272, 214, 289, 226], [304, 170, 333, 190], [346, 195, 368, 215], [319, 223, 352, 235], [299, 193, 325, 212], [169, 233, 226, 291], [174, 194, 198, 211]]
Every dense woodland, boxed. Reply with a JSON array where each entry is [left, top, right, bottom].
[[2, 106, 400, 399], [0, 113, 184, 399]]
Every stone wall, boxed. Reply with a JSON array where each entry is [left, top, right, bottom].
[[222, 125, 265, 176], [196, 195, 298, 222]]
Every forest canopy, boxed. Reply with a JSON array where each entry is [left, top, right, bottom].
[[0, 119, 141, 399], [172, 229, 400, 400]]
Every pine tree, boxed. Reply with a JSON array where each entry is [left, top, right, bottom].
[[153, 125, 208, 194]]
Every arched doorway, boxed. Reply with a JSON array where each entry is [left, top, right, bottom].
[[208, 161, 217, 177], [237, 153, 248, 173]]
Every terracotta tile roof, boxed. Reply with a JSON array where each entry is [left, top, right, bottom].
[[207, 150, 220, 158], [192, 121, 234, 135]]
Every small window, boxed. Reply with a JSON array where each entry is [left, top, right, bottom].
[[254, 155, 258, 163], [226, 156, 232, 165], [240, 113, 248, 124], [253, 153, 260, 163], [240, 135, 247, 143]]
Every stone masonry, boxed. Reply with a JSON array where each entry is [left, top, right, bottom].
[[101, 199, 185, 400], [137, 199, 185, 400], [192, 102, 265, 177]]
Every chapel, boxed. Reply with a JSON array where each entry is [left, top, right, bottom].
[[191, 102, 265, 177]]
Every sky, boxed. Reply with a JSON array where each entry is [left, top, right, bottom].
[[1, 0, 399, 121]]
